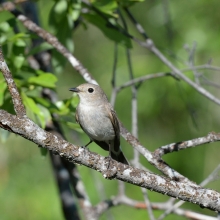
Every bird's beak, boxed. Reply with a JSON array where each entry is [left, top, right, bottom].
[[69, 87, 80, 93]]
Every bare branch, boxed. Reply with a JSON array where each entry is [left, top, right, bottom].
[[153, 132, 220, 157], [182, 64, 220, 72], [95, 194, 218, 220], [0, 110, 220, 211], [0, 47, 26, 117], [116, 72, 174, 92], [141, 188, 155, 220]]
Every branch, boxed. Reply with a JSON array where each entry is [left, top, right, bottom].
[[116, 72, 175, 92], [153, 132, 220, 157], [0, 49, 26, 117], [95, 194, 218, 220], [0, 110, 220, 211]]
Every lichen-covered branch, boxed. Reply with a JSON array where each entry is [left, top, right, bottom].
[[0, 110, 220, 211], [153, 132, 220, 157], [0, 48, 26, 117]]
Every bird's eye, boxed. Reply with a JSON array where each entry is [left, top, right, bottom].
[[88, 88, 94, 93]]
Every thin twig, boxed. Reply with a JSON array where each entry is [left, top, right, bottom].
[[116, 72, 175, 92], [141, 188, 155, 220], [95, 193, 218, 220], [182, 64, 220, 72], [110, 44, 118, 107], [185, 42, 201, 85], [123, 7, 148, 39], [153, 131, 220, 157]]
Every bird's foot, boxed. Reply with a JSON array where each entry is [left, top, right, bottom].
[[80, 145, 90, 151]]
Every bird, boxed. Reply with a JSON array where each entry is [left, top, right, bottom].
[[69, 83, 129, 165]]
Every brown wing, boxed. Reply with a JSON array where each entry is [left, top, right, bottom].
[[107, 106, 120, 152], [75, 108, 79, 123]]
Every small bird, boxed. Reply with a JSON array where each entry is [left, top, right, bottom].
[[69, 83, 129, 165]]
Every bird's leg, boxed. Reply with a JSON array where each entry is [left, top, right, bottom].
[[105, 143, 114, 169], [80, 140, 93, 150], [84, 140, 93, 148]]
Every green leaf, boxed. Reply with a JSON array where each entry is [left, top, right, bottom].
[[0, 22, 11, 33], [66, 122, 83, 133], [0, 11, 14, 23], [68, 0, 81, 21], [55, 100, 70, 115], [28, 42, 53, 56], [32, 97, 60, 114], [92, 0, 118, 17], [70, 95, 79, 108], [28, 74, 57, 88], [54, 0, 68, 15], [13, 55, 25, 70], [37, 104, 52, 129], [83, 13, 132, 48], [21, 92, 45, 128], [9, 33, 29, 43]]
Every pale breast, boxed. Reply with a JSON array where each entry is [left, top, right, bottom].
[[77, 104, 115, 141]]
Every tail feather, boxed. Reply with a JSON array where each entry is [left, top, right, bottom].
[[111, 151, 129, 165]]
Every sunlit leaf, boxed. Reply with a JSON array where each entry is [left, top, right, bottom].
[[9, 33, 29, 43], [83, 13, 132, 48], [13, 55, 25, 70], [54, 0, 68, 15], [0, 22, 11, 33], [55, 100, 70, 115], [92, 0, 118, 17], [68, 0, 81, 21], [28, 74, 57, 88]]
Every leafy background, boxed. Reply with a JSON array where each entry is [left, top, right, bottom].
[[0, 0, 220, 219]]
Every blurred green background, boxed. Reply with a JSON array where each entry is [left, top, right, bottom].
[[1, 0, 220, 219]]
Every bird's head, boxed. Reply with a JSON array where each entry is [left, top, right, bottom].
[[69, 83, 108, 105]]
